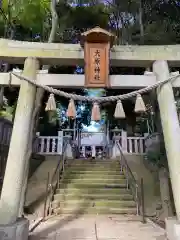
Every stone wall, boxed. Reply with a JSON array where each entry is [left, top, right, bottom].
[[25, 156, 61, 221], [125, 154, 161, 217]]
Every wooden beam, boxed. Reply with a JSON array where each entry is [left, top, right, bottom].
[[1, 72, 180, 88], [1, 39, 180, 66]]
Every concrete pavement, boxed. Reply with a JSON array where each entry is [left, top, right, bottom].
[[29, 215, 166, 240]]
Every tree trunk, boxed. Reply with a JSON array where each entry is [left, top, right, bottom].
[[18, 0, 58, 217], [158, 167, 173, 218], [139, 0, 144, 44]]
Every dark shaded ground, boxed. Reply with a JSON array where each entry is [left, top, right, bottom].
[[151, 217, 165, 229]]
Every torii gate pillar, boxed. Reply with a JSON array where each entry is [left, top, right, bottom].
[[153, 61, 180, 221], [0, 57, 39, 240]]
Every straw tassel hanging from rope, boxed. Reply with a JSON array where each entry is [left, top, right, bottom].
[[114, 100, 125, 119], [67, 98, 76, 119], [134, 94, 146, 113], [45, 93, 56, 111], [91, 102, 101, 121]]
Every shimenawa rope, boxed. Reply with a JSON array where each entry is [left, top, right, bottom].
[[11, 72, 180, 103]]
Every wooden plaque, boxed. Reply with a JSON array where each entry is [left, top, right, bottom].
[[81, 27, 115, 88], [84, 42, 110, 88]]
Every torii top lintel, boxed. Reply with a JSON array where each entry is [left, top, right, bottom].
[[81, 27, 116, 88]]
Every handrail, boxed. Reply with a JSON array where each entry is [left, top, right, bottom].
[[116, 141, 137, 185], [51, 140, 68, 184], [43, 172, 50, 219], [43, 139, 69, 217], [115, 141, 145, 221]]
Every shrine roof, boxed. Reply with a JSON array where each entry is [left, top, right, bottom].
[[81, 26, 116, 47]]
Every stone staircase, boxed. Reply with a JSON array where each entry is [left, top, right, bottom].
[[51, 159, 137, 215]]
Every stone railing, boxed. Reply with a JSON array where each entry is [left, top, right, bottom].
[[35, 129, 148, 158], [36, 131, 63, 155], [127, 136, 145, 154], [35, 131, 74, 158], [111, 130, 146, 158]]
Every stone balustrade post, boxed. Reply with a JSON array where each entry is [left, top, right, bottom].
[[121, 130, 127, 153], [57, 131, 63, 155]]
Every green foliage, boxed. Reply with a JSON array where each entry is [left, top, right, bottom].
[[67, 5, 108, 29], [146, 148, 167, 168], [2, 0, 180, 44], [16, 1, 49, 34], [56, 3, 109, 43], [0, 109, 13, 121], [1, 0, 50, 40], [146, 134, 168, 169]]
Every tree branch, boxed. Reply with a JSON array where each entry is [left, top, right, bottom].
[[48, 0, 58, 43]]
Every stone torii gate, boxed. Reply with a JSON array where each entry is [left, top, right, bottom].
[[0, 27, 180, 239]]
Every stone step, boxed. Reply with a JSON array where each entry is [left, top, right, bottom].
[[56, 187, 131, 195], [67, 164, 120, 170], [61, 182, 128, 189], [54, 192, 134, 201], [52, 158, 137, 217], [52, 199, 136, 209], [53, 206, 137, 215], [64, 171, 125, 179], [64, 170, 123, 176], [62, 177, 127, 184], [72, 160, 119, 165], [66, 168, 120, 172], [69, 163, 119, 167]]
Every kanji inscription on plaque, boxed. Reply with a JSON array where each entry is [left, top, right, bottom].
[[81, 27, 115, 88], [84, 43, 109, 87], [93, 49, 101, 81]]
